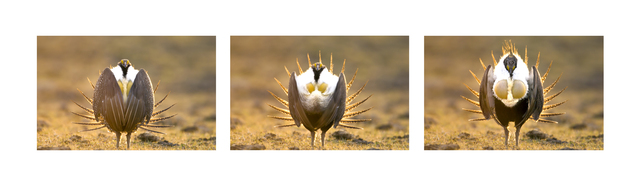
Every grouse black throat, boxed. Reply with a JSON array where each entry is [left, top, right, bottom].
[[312, 63, 325, 83], [119, 59, 131, 77]]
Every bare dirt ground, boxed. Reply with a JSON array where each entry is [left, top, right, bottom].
[[37, 36, 216, 150], [424, 36, 603, 150], [231, 36, 409, 150]]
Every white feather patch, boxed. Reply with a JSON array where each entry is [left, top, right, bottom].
[[295, 67, 339, 113], [493, 53, 530, 107], [110, 66, 139, 81], [110, 65, 140, 102]]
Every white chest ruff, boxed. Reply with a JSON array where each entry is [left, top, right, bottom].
[[110, 66, 140, 102], [295, 68, 339, 114], [299, 91, 331, 114], [493, 55, 530, 107]]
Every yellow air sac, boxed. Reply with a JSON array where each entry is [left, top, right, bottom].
[[494, 80, 509, 99], [306, 83, 315, 93], [512, 80, 526, 99], [318, 83, 328, 93]]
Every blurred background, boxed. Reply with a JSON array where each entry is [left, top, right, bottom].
[[230, 36, 409, 150], [424, 36, 603, 149], [37, 36, 216, 150]]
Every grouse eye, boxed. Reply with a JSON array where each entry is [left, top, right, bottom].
[[318, 83, 328, 93], [494, 80, 509, 99], [306, 83, 315, 93], [512, 80, 527, 99]]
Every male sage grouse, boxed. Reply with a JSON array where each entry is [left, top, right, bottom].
[[268, 52, 372, 149], [462, 40, 567, 147], [72, 59, 175, 149]]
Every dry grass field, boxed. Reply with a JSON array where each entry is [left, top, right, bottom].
[[231, 36, 409, 150], [424, 36, 603, 150], [37, 36, 216, 150]]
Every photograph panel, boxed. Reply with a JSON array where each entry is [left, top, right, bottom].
[[424, 36, 603, 150], [231, 36, 409, 150], [37, 36, 216, 150]]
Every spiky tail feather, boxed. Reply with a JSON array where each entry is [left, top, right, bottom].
[[337, 123, 363, 129], [275, 124, 297, 128]]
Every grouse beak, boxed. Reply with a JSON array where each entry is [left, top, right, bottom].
[[507, 64, 515, 77]]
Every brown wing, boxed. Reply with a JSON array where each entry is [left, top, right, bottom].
[[288, 72, 312, 128], [479, 65, 496, 119], [93, 68, 125, 132], [522, 66, 544, 122], [123, 69, 155, 132], [322, 73, 346, 129]]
